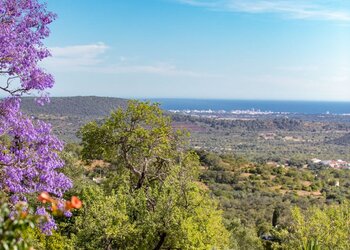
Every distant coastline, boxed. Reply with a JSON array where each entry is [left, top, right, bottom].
[[16, 96, 350, 115], [148, 98, 350, 115]]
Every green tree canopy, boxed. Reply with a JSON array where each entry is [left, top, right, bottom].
[[77, 101, 229, 249], [276, 202, 350, 250]]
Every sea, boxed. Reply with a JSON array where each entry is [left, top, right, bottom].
[[148, 99, 350, 115]]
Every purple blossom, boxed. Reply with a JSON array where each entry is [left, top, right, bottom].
[[0, 0, 72, 234], [0, 0, 56, 97], [36, 207, 57, 235], [64, 210, 72, 217]]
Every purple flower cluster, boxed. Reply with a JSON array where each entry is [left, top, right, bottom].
[[36, 206, 57, 235], [0, 97, 72, 198], [0, 0, 56, 97], [0, 0, 72, 233]]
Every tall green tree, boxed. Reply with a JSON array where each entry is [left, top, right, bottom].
[[77, 101, 229, 249], [80, 101, 184, 190]]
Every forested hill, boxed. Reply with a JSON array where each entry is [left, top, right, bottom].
[[20, 96, 129, 142], [21, 96, 129, 118]]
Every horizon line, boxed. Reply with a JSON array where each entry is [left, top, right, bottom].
[[14, 95, 350, 103]]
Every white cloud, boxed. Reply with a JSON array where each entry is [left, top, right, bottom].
[[49, 42, 109, 58], [45, 42, 109, 68], [97, 63, 210, 77], [277, 65, 320, 72], [331, 74, 349, 83], [175, 0, 350, 21], [176, 0, 218, 8], [328, 67, 350, 83], [43, 43, 214, 78]]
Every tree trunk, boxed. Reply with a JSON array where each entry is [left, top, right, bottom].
[[136, 171, 145, 189], [153, 232, 167, 250]]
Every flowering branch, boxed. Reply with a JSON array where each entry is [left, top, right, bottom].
[[0, 0, 72, 234]]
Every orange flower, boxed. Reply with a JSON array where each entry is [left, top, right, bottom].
[[70, 196, 82, 209], [65, 201, 73, 210], [51, 203, 58, 212], [38, 192, 53, 203], [20, 211, 28, 219]]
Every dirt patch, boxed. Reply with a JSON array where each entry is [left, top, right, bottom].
[[270, 185, 282, 190], [278, 189, 289, 194], [296, 190, 322, 197], [240, 173, 253, 178], [301, 181, 312, 187], [84, 160, 110, 171]]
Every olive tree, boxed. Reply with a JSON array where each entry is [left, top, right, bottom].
[[78, 101, 229, 249]]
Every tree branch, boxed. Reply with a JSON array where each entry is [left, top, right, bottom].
[[153, 232, 167, 250]]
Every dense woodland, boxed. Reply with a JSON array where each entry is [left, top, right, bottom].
[[172, 112, 350, 162], [3, 101, 350, 249]]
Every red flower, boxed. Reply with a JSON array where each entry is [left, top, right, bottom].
[[38, 192, 53, 203], [71, 196, 82, 209], [65, 196, 82, 210]]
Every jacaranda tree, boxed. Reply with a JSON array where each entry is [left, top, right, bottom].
[[0, 0, 72, 233]]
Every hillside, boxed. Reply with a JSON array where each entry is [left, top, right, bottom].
[[20, 96, 350, 161], [21, 96, 129, 142], [328, 133, 350, 146], [21, 96, 128, 118]]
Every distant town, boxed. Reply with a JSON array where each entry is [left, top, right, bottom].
[[169, 109, 288, 116], [311, 158, 350, 170]]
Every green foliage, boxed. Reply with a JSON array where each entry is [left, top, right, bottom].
[[70, 157, 229, 249], [73, 185, 135, 249], [74, 101, 229, 249], [227, 219, 264, 250], [79, 100, 184, 189], [277, 202, 350, 250], [23, 228, 75, 250], [0, 202, 38, 250], [303, 240, 321, 250], [18, 99, 350, 249]]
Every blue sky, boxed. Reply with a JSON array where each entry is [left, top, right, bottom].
[[43, 0, 350, 101]]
